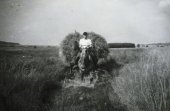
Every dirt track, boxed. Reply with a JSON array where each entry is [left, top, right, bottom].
[[52, 69, 127, 111]]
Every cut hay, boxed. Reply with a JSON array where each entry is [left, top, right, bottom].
[[63, 71, 98, 88], [60, 31, 109, 63]]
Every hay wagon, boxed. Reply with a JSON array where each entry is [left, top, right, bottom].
[[60, 32, 109, 81]]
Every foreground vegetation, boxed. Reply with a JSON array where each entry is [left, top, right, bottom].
[[0, 46, 67, 111], [0, 45, 169, 111], [111, 47, 170, 111]]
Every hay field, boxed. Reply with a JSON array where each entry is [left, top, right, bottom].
[[111, 47, 170, 111], [0, 45, 169, 111]]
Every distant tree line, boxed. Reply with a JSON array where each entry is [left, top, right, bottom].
[[0, 41, 20, 46], [137, 42, 170, 48], [108, 43, 135, 48]]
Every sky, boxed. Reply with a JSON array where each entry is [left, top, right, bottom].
[[0, 0, 170, 45]]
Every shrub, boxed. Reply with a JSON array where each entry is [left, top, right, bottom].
[[33, 46, 37, 48]]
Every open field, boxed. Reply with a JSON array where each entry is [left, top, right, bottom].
[[0, 45, 170, 111], [111, 47, 170, 111]]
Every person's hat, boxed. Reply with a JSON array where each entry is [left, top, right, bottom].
[[83, 32, 88, 36]]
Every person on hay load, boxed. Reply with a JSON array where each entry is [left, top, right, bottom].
[[79, 32, 92, 49], [70, 32, 96, 73]]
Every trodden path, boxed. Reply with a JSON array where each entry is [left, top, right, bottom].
[[51, 70, 128, 111]]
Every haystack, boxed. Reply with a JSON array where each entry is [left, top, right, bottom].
[[60, 31, 109, 63]]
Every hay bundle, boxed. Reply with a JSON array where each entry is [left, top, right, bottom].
[[87, 32, 109, 58], [60, 32, 109, 63]]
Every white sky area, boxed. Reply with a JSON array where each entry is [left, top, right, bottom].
[[0, 0, 170, 45]]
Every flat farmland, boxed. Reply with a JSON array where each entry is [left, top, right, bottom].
[[0, 45, 169, 111]]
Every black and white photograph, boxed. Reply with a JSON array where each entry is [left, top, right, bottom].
[[0, 0, 170, 111]]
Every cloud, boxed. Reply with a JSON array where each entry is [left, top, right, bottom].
[[0, 0, 170, 45], [159, 0, 170, 7], [159, 0, 170, 16]]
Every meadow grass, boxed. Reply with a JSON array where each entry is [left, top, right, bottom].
[[111, 47, 170, 111], [0, 45, 170, 111], [0, 46, 66, 111], [0, 45, 126, 111]]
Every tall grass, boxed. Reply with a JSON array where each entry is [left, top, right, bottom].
[[112, 47, 170, 111], [1, 46, 170, 111], [0, 47, 65, 111]]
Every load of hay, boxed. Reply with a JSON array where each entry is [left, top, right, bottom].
[[60, 31, 109, 63]]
